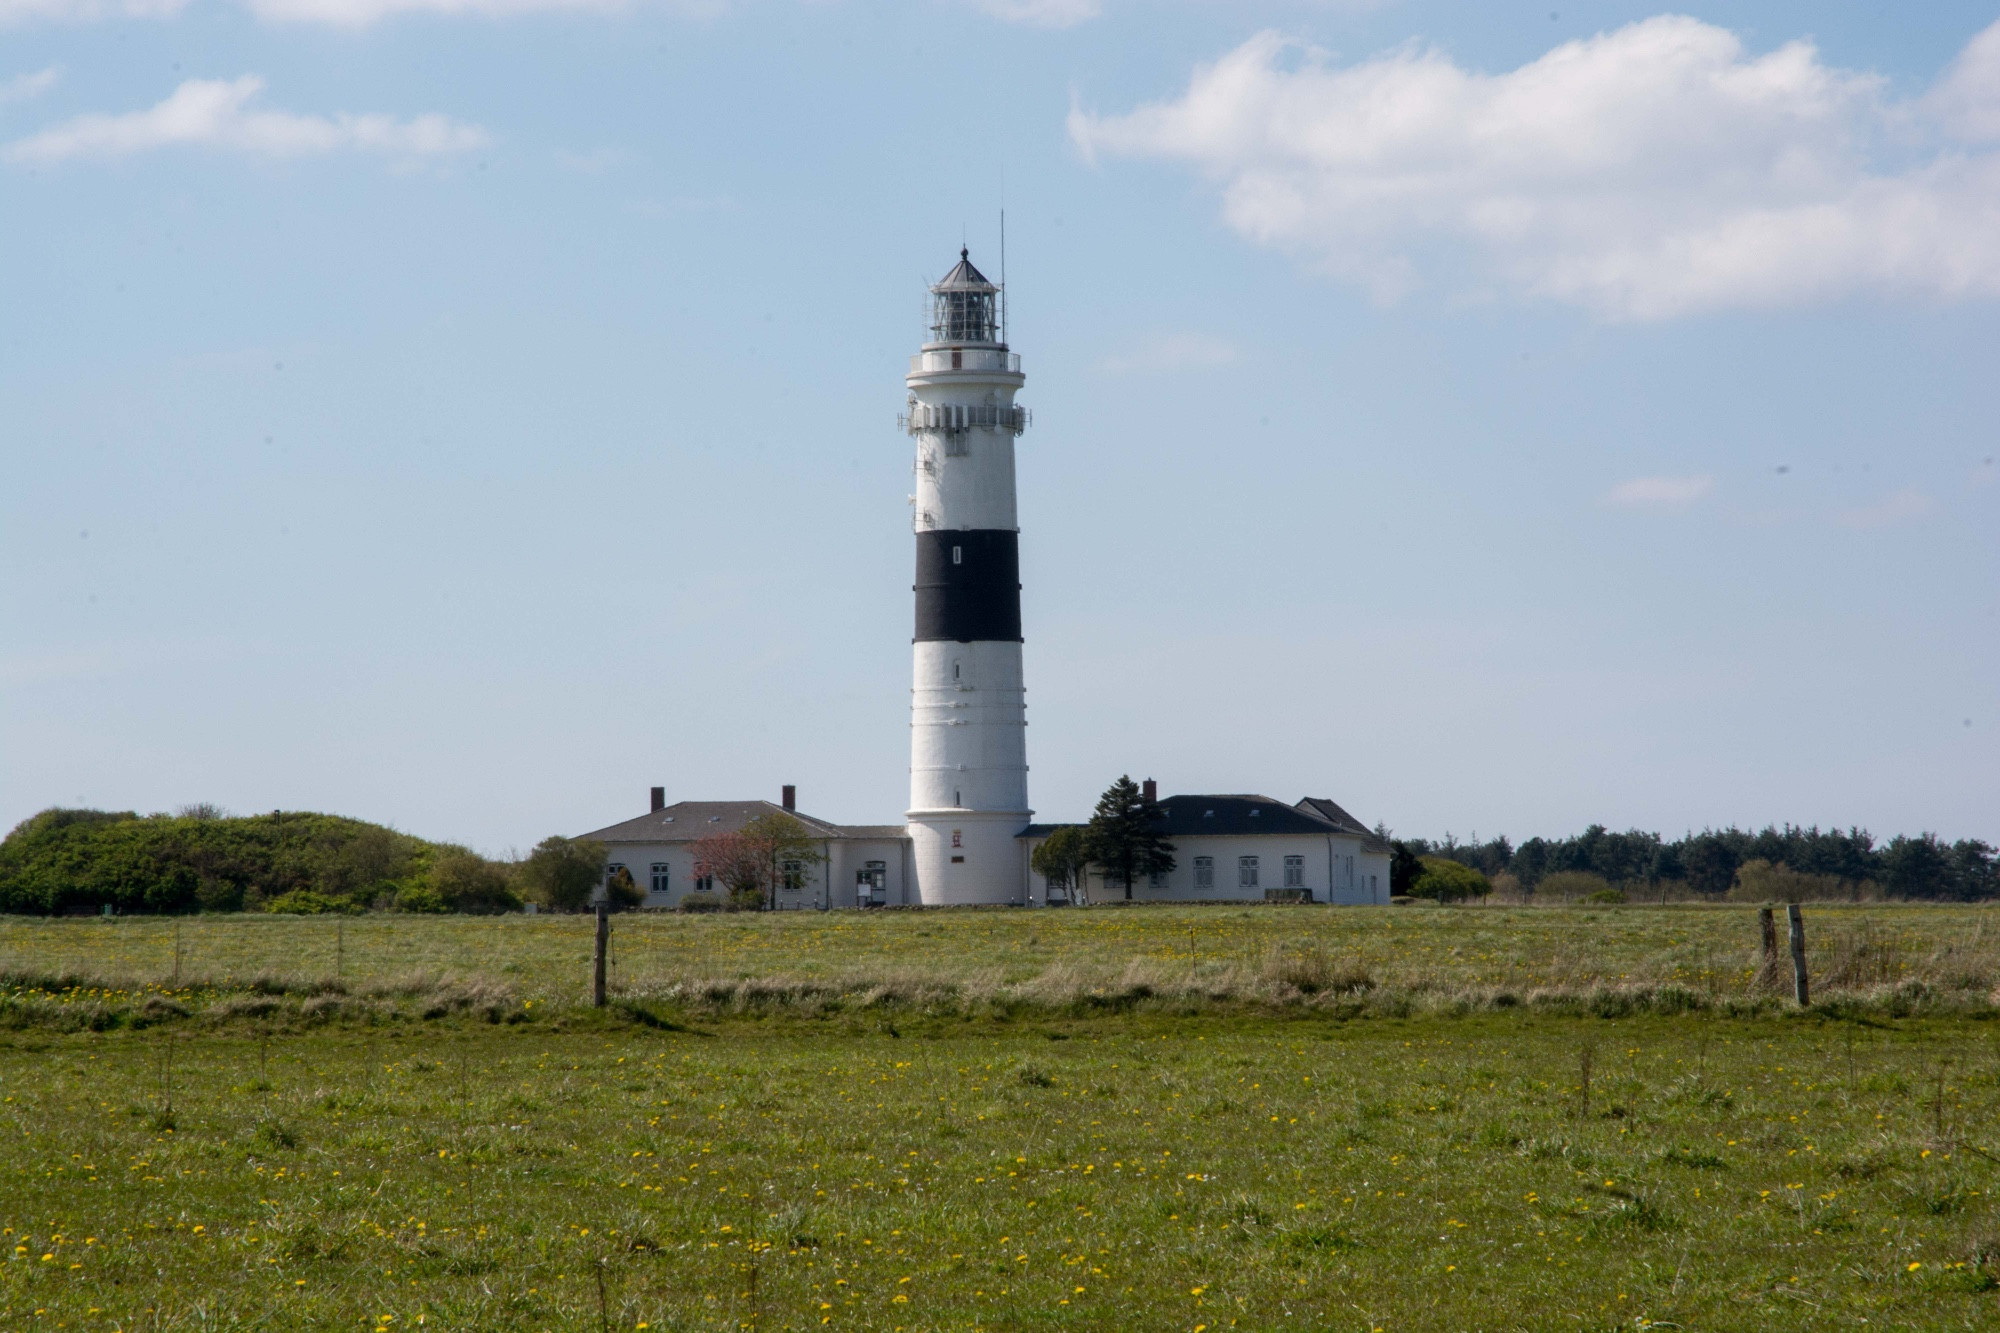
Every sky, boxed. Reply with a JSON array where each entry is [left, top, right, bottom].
[[3, 0, 1996, 857]]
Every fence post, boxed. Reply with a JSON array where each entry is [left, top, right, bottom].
[[593, 901, 610, 1007], [1758, 907, 1777, 990], [1787, 903, 1809, 1006]]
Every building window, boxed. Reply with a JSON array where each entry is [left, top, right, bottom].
[[857, 861, 887, 904], [951, 828, 962, 848], [1193, 856, 1214, 889], [1149, 870, 1169, 889], [649, 863, 670, 894], [605, 862, 627, 885], [695, 874, 714, 893], [1283, 855, 1305, 888], [1238, 856, 1259, 888]]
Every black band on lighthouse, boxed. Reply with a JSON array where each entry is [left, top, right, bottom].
[[914, 529, 1021, 642]]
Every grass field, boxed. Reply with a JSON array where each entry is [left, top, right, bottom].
[[3, 906, 1998, 1330], [3, 902, 1996, 1012]]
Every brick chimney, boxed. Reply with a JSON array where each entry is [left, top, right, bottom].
[[650, 786, 665, 813], [1142, 778, 1157, 804], [781, 784, 796, 812]]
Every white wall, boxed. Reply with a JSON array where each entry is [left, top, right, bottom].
[[1022, 832, 1390, 905], [603, 836, 912, 911]]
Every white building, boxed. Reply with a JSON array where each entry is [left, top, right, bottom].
[[579, 782, 1389, 910], [1020, 788, 1392, 906], [903, 250, 1033, 906], [578, 786, 914, 910]]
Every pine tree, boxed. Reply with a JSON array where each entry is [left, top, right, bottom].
[[1084, 775, 1176, 901]]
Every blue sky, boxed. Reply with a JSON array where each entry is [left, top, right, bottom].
[[4, 0, 1996, 856]]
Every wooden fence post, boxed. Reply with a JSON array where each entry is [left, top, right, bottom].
[[1787, 903, 1809, 1006], [1758, 907, 1778, 990], [593, 901, 610, 1007]]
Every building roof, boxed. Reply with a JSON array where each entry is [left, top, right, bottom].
[[580, 801, 902, 845], [1153, 794, 1343, 837], [934, 248, 996, 291], [1019, 794, 1391, 846], [1294, 797, 1369, 835]]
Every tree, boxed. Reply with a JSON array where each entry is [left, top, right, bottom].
[[1030, 826, 1091, 903], [691, 829, 764, 908], [692, 814, 827, 910], [518, 836, 606, 913], [1389, 841, 1425, 897], [1082, 776, 1174, 901]]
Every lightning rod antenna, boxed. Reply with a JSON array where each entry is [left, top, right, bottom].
[[999, 207, 1007, 344]]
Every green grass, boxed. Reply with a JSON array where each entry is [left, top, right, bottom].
[[2, 902, 1995, 1007], [5, 1013, 2000, 1330], [2, 907, 1998, 1330]]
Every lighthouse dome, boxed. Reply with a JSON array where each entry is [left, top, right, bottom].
[[929, 247, 1001, 345]]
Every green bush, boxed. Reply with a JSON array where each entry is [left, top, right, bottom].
[[1534, 870, 1613, 901], [426, 849, 521, 914], [1410, 857, 1491, 902], [0, 808, 428, 916], [392, 885, 451, 914], [263, 890, 363, 916], [1583, 888, 1627, 905]]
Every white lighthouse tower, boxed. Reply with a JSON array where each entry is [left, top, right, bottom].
[[904, 249, 1032, 906]]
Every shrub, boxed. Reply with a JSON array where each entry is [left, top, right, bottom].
[[393, 884, 450, 914], [427, 848, 521, 914], [517, 836, 606, 913], [264, 890, 361, 916], [1584, 888, 1627, 905], [1726, 858, 1864, 902], [1535, 871, 1612, 901], [1410, 857, 1490, 902], [606, 866, 645, 911]]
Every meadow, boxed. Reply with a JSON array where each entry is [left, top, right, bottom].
[[3, 905, 1997, 1331]]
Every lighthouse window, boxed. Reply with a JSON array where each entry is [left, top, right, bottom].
[[953, 662, 960, 680], [951, 828, 963, 848], [952, 545, 962, 565]]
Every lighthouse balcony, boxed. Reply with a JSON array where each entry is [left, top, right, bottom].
[[910, 348, 1022, 374], [899, 402, 1030, 436]]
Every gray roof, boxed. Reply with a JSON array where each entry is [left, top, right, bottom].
[[579, 801, 905, 845], [1153, 794, 1343, 837], [1295, 797, 1368, 835], [1019, 794, 1392, 846], [934, 248, 995, 290]]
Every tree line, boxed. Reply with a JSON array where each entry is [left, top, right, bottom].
[[1394, 823, 2000, 901]]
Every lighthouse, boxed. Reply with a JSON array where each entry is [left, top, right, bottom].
[[904, 249, 1032, 906]]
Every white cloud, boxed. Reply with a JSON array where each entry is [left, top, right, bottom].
[[1603, 474, 1714, 507], [1838, 488, 1936, 529], [5, 76, 489, 164], [1070, 17, 2000, 320], [0, 0, 183, 21], [966, 0, 1099, 28], [1097, 330, 1239, 374], [0, 68, 60, 103]]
